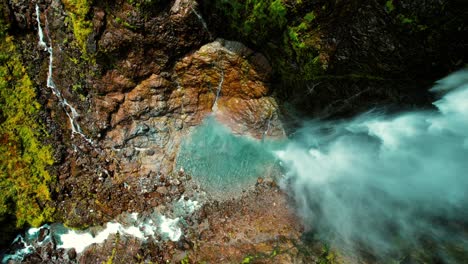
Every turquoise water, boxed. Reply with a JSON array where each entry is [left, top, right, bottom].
[[176, 117, 283, 194]]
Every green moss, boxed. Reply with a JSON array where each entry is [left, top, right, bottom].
[[0, 20, 55, 228], [126, 0, 163, 16], [385, 0, 395, 13], [238, 246, 284, 263], [212, 0, 287, 44], [114, 16, 137, 30], [241, 256, 253, 264], [318, 244, 338, 264], [399, 15, 414, 24], [279, 14, 322, 81], [208, 0, 324, 81], [304, 11, 316, 22], [180, 255, 190, 264], [62, 0, 93, 56], [395, 14, 428, 32]]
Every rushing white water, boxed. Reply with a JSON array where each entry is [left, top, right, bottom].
[[35, 5, 47, 50], [211, 69, 224, 111], [58, 221, 146, 253], [2, 237, 34, 263], [158, 215, 182, 241], [55, 206, 194, 254], [3, 196, 202, 262], [174, 195, 201, 216], [276, 69, 468, 261], [35, 5, 92, 144], [2, 225, 51, 263]]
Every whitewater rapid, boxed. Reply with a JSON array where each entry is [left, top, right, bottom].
[[2, 197, 200, 263]]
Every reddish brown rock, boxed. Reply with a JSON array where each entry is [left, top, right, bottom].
[[188, 186, 308, 263], [96, 70, 135, 94], [174, 39, 284, 138]]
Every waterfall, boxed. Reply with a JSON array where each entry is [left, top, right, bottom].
[[275, 69, 468, 261], [190, 7, 212, 39], [35, 5, 47, 51], [211, 69, 224, 111], [35, 5, 93, 144]]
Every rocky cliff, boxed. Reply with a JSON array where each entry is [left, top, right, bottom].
[[1, 0, 467, 262]]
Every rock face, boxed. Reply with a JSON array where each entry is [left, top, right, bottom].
[[3, 0, 467, 262], [61, 39, 281, 227], [174, 39, 283, 138], [4, 0, 283, 231], [202, 0, 468, 118], [96, 38, 282, 182], [13, 182, 310, 264]]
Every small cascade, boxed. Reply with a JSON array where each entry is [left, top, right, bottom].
[[36, 5, 93, 145], [211, 69, 224, 111], [190, 7, 212, 39], [35, 5, 47, 50], [262, 116, 272, 140]]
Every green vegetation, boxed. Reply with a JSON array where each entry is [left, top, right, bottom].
[[114, 16, 137, 30], [318, 244, 337, 264], [127, 0, 160, 8], [282, 11, 322, 80], [62, 0, 93, 56], [239, 246, 284, 263], [384, 1, 428, 31], [180, 255, 190, 264], [385, 0, 395, 13], [126, 0, 164, 17], [207, 0, 324, 81], [0, 20, 55, 228], [241, 256, 253, 263], [396, 14, 428, 31], [211, 0, 287, 44]]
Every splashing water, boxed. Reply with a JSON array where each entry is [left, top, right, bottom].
[[13, 18, 468, 260], [276, 69, 468, 261], [176, 70, 468, 261], [2, 196, 202, 263], [1, 225, 51, 263], [35, 5, 92, 144]]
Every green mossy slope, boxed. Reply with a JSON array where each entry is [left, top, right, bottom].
[[0, 15, 55, 241]]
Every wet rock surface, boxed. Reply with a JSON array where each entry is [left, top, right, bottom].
[[174, 39, 284, 139], [9, 181, 318, 264], [8, 0, 283, 230], [188, 182, 307, 263], [2, 0, 467, 262]]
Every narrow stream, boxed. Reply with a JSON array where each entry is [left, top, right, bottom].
[[36, 5, 93, 144]]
